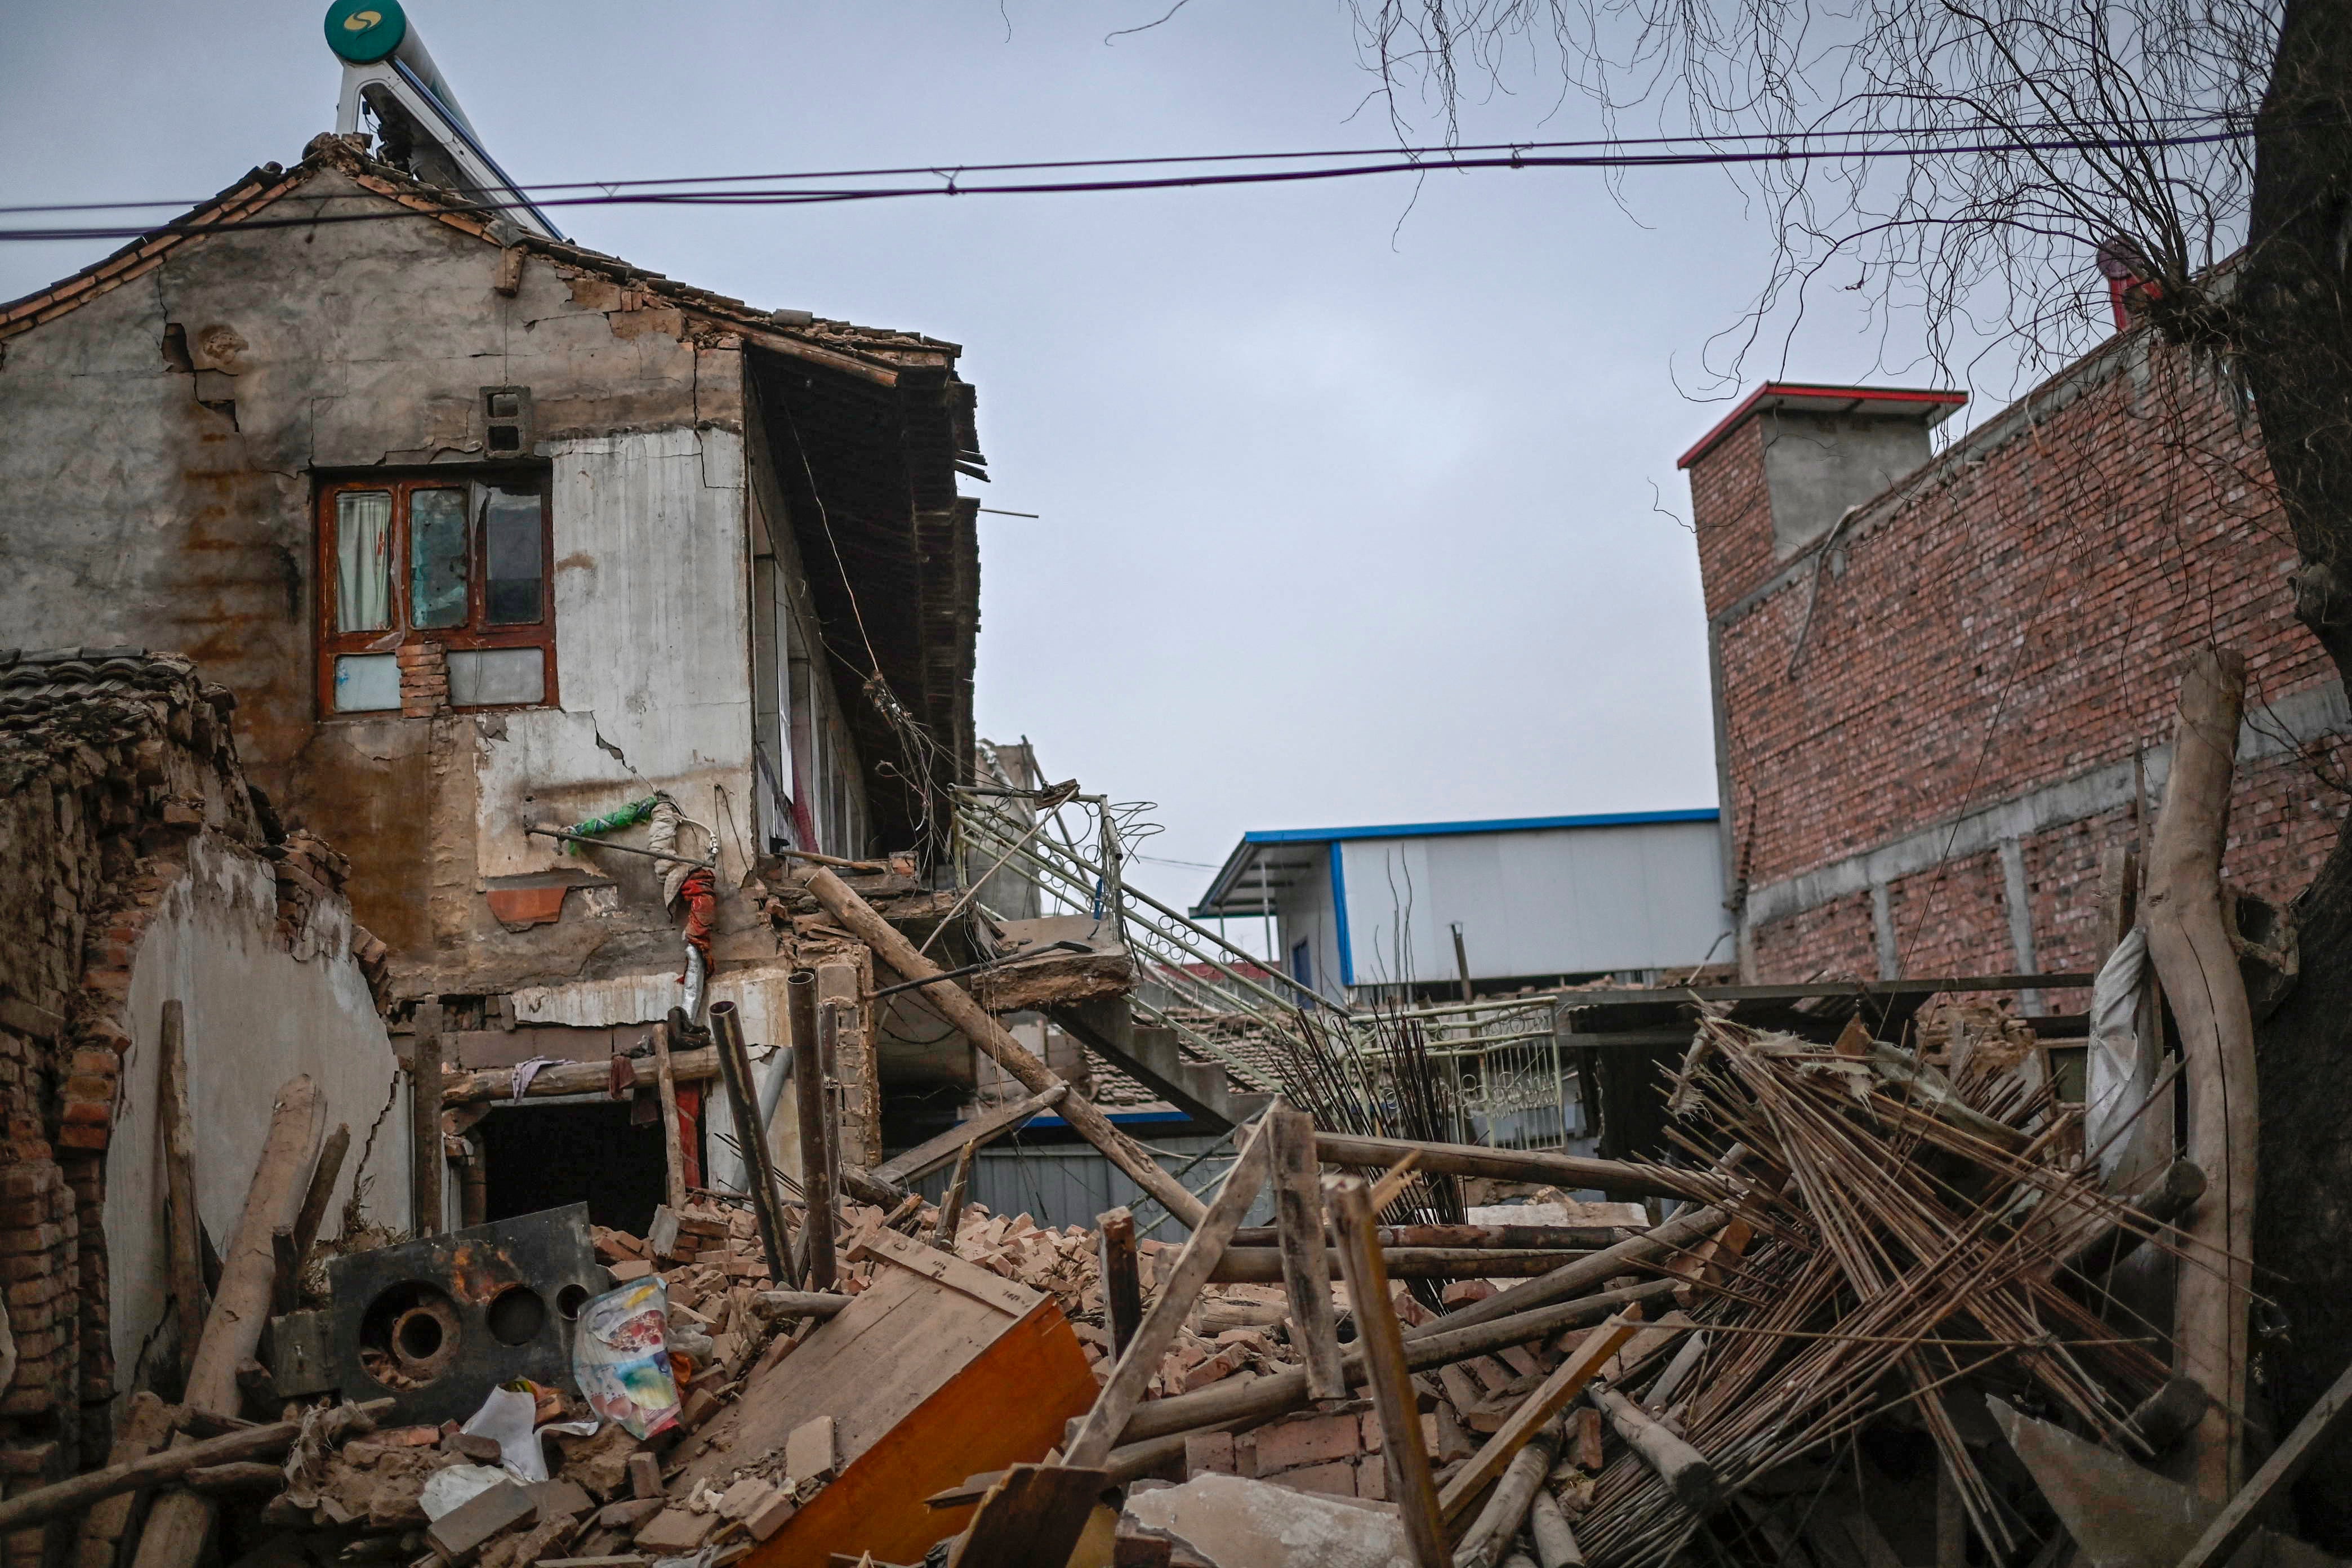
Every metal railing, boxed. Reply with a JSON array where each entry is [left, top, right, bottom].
[[954, 789, 1584, 1144]]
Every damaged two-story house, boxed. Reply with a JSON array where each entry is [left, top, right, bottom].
[[0, 124, 982, 1237]]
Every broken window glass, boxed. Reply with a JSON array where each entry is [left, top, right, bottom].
[[479, 484, 544, 624], [332, 653, 400, 712], [409, 488, 469, 628], [335, 491, 393, 631]]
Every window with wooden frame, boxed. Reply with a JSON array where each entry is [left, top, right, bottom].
[[317, 473, 555, 715]]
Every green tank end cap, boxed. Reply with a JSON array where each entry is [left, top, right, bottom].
[[325, 0, 407, 64]]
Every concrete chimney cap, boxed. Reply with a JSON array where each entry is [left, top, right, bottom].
[[1676, 382, 1965, 471]]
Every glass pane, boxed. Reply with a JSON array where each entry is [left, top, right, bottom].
[[335, 491, 392, 632], [447, 647, 545, 707], [409, 488, 468, 628], [478, 485, 544, 625], [332, 653, 400, 712]]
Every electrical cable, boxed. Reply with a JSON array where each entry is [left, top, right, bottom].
[[0, 123, 2256, 243], [0, 110, 2251, 217]]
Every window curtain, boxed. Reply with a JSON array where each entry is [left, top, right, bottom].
[[336, 491, 393, 632]]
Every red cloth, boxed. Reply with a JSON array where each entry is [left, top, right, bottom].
[[678, 866, 717, 970]]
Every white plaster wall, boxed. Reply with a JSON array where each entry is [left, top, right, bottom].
[[1340, 821, 1732, 985], [107, 833, 412, 1401], [474, 427, 754, 887], [504, 964, 794, 1197]]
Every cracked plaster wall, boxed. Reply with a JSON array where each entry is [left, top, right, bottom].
[[0, 168, 772, 999]]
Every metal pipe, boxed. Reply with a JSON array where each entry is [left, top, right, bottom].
[[524, 823, 707, 867], [683, 943, 708, 1024]]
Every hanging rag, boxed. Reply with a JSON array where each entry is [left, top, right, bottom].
[[2085, 926, 2156, 1185], [560, 796, 658, 854], [647, 797, 709, 907], [510, 1057, 565, 1103], [678, 866, 717, 969]]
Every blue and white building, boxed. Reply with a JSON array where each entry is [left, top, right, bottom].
[[1192, 809, 1733, 1004]]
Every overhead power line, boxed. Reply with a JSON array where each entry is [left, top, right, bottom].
[[0, 115, 2254, 243]]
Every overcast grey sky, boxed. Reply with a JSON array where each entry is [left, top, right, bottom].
[[2, 2, 1980, 934]]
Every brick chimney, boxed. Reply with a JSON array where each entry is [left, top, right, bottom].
[[1680, 384, 1965, 616]]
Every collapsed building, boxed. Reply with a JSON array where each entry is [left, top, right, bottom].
[[0, 123, 993, 1232]]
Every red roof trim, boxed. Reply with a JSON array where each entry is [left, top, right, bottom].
[[1674, 382, 1967, 470]]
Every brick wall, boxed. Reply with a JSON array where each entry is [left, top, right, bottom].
[[1689, 333, 2349, 987], [0, 651, 386, 1564]]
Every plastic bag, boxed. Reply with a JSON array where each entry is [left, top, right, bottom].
[[572, 1279, 682, 1438]]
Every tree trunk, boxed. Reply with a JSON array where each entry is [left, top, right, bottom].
[[2239, 0, 2352, 1544], [2141, 647, 2256, 1500]]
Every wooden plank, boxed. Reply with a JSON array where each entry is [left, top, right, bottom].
[[411, 1002, 445, 1234], [2175, 1351, 2352, 1568], [1062, 1122, 1271, 1468], [874, 1083, 1067, 1189], [943, 1463, 1108, 1568], [1267, 1108, 1344, 1401], [850, 1228, 1041, 1318], [1096, 1208, 1142, 1360], [1438, 1314, 1640, 1523], [1328, 1174, 1446, 1568], [721, 1295, 1097, 1568]]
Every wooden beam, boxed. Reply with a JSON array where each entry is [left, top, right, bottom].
[[712, 1000, 799, 1289], [291, 1122, 350, 1258], [1113, 1277, 1680, 1447], [2144, 647, 2257, 1500], [800, 866, 1207, 1228], [1312, 1132, 1705, 1202], [654, 1009, 690, 1214], [132, 1075, 325, 1568], [1063, 1122, 1269, 1468], [2175, 1351, 2352, 1568], [789, 973, 836, 1293], [873, 1082, 1067, 1190], [1327, 1173, 1447, 1567], [410, 1002, 444, 1235], [159, 1001, 203, 1386], [933, 1142, 977, 1251], [1208, 1249, 1591, 1282], [1268, 1108, 1344, 1401], [1097, 1207, 1142, 1360], [442, 1049, 718, 1104], [1592, 1382, 1718, 1512], [1438, 1314, 1640, 1523], [0, 1401, 389, 1536], [1454, 1420, 1561, 1568]]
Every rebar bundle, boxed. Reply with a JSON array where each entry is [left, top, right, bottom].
[[1575, 1017, 2208, 1566]]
